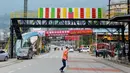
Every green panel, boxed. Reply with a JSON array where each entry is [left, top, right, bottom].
[[51, 8, 55, 18], [40, 8, 43, 18], [69, 8, 73, 12], [98, 8, 102, 18]]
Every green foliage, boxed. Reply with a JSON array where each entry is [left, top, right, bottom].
[[79, 35, 94, 46]]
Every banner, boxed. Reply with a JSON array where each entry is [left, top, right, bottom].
[[45, 29, 93, 36], [69, 29, 93, 35], [65, 36, 80, 41]]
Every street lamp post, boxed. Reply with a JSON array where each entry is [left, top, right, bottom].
[[108, 0, 111, 19], [127, 0, 130, 14], [24, 0, 28, 18]]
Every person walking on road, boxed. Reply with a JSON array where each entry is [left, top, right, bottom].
[[59, 46, 69, 73], [95, 49, 98, 57]]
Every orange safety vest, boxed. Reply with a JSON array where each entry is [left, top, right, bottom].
[[62, 49, 68, 60]]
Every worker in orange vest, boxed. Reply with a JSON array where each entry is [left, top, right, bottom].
[[59, 46, 69, 73]]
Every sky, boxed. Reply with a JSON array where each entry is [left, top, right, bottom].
[[0, 0, 108, 15]]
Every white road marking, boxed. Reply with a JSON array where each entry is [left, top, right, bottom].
[[38, 54, 50, 58], [24, 66, 27, 67], [18, 68, 22, 70], [8, 70, 15, 73]]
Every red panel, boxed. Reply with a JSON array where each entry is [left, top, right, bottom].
[[68, 12, 73, 18], [80, 8, 84, 18], [92, 8, 96, 18], [45, 8, 49, 18], [57, 8, 60, 18]]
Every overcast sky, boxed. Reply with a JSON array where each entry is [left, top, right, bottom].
[[0, 0, 108, 15]]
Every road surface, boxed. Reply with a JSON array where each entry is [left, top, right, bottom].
[[0, 50, 128, 73]]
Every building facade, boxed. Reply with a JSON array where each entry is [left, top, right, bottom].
[[106, 0, 129, 18], [10, 11, 37, 18]]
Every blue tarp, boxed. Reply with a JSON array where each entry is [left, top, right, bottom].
[[22, 32, 40, 40]]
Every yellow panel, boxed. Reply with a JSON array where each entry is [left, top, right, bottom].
[[86, 8, 90, 18], [62, 8, 67, 18], [74, 8, 79, 18], [38, 8, 40, 18], [10, 12, 13, 18]]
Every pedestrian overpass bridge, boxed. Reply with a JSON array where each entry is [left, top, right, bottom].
[[10, 16, 129, 58]]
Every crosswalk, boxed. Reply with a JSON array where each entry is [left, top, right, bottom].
[[38, 54, 62, 59], [37, 51, 85, 59]]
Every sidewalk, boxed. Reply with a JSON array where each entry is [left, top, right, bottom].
[[66, 52, 130, 73], [96, 57, 130, 73], [91, 53, 130, 67]]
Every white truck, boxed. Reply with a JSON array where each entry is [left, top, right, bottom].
[[16, 32, 40, 60]]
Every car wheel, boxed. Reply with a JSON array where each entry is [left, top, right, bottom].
[[28, 54, 32, 59], [17, 57, 20, 60], [30, 54, 33, 59], [4, 56, 8, 61]]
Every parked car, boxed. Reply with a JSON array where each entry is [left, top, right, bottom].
[[0, 50, 9, 61], [97, 49, 112, 57], [69, 48, 74, 52], [81, 48, 90, 53]]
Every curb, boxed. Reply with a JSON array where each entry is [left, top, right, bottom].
[[95, 59, 128, 73]]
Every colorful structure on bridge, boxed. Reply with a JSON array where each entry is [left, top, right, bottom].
[[38, 8, 103, 18]]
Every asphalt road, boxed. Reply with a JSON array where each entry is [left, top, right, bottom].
[[0, 50, 128, 73]]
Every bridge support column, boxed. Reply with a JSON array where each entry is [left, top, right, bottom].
[[117, 28, 121, 60], [121, 26, 126, 60], [10, 25, 14, 58]]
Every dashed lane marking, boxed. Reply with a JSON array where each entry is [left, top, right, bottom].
[[8, 70, 15, 73], [24, 66, 27, 67], [17, 68, 22, 70]]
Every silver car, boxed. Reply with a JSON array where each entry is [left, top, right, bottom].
[[0, 50, 9, 61]]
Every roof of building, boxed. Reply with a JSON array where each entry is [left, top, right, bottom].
[[110, 14, 130, 21]]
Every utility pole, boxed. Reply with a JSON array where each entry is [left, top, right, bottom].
[[24, 0, 28, 18], [127, 0, 130, 62]]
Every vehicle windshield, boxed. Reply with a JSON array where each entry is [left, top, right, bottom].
[[23, 40, 31, 48], [0, 51, 5, 53]]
